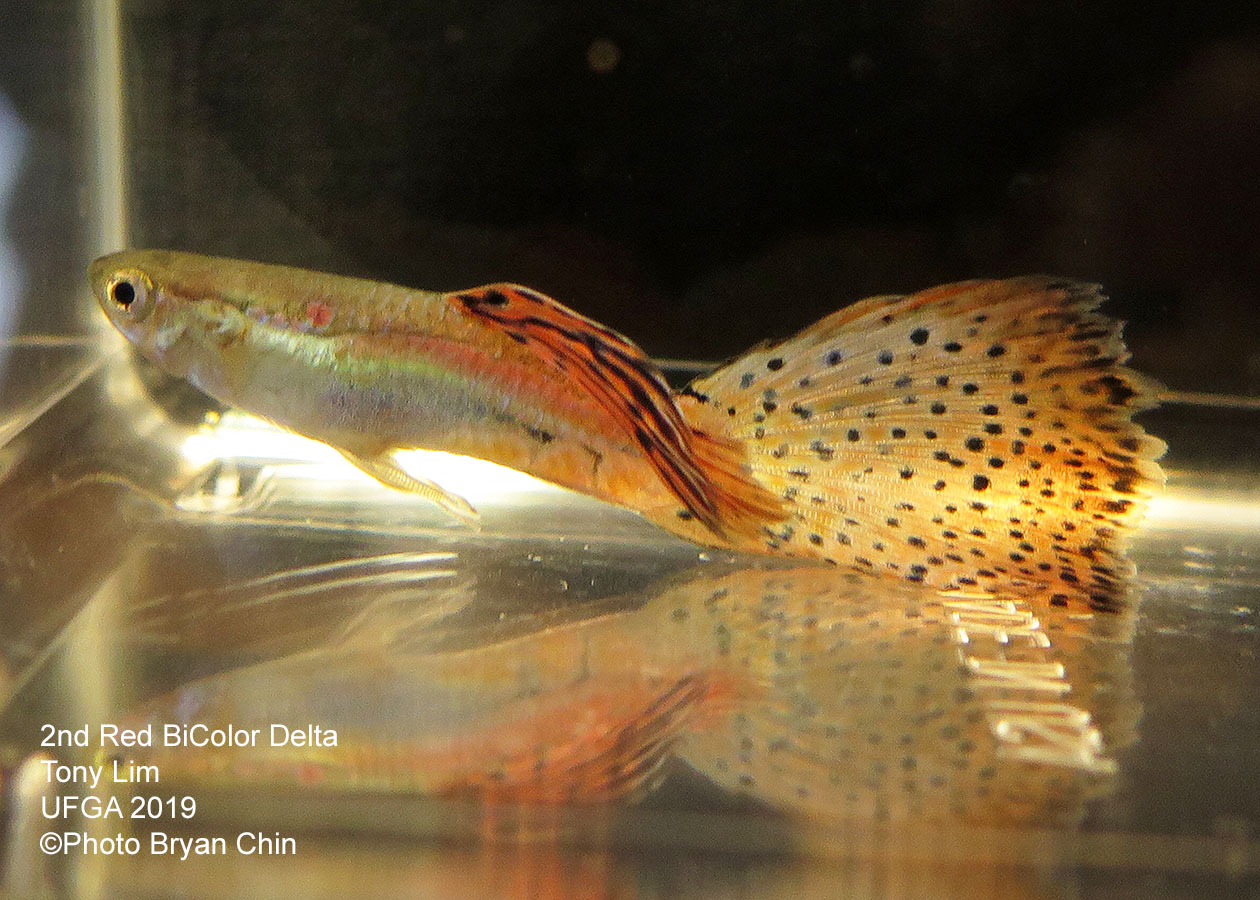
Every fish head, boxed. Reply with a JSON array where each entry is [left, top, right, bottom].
[[91, 249, 165, 344], [90, 249, 251, 396]]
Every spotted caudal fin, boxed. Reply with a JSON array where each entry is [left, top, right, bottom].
[[679, 278, 1165, 612]]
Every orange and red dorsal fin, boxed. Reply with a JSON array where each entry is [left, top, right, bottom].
[[450, 284, 781, 537]]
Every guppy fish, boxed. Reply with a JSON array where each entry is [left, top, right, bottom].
[[90, 251, 1164, 612]]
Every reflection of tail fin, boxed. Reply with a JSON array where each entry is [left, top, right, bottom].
[[681, 278, 1165, 613], [671, 568, 1137, 827]]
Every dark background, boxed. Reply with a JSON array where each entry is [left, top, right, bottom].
[[12, 0, 1260, 391]]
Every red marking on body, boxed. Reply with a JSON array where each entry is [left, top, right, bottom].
[[306, 301, 333, 328], [297, 761, 325, 786]]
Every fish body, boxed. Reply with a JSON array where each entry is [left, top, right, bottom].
[[89, 251, 703, 526], [90, 250, 1164, 612]]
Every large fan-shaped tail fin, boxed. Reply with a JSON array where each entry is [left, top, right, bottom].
[[681, 278, 1165, 612]]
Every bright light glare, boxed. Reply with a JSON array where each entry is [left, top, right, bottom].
[[182, 411, 561, 500], [1144, 489, 1260, 530]]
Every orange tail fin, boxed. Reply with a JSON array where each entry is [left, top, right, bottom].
[[678, 278, 1165, 612]]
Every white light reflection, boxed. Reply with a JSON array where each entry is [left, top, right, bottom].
[[182, 410, 562, 501], [0, 91, 29, 347], [88, 0, 127, 252], [1144, 488, 1260, 530]]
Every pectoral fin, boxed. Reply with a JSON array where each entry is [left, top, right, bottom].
[[338, 449, 480, 528]]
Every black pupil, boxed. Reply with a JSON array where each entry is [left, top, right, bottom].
[[112, 280, 136, 306]]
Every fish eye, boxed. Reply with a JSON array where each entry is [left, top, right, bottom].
[[112, 279, 136, 306], [106, 272, 150, 313]]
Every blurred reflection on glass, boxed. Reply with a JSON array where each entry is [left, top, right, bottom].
[[3, 531, 1138, 898], [108, 560, 1134, 830]]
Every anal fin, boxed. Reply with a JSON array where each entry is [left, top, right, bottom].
[[338, 449, 481, 528]]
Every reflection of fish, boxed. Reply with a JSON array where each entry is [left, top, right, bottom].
[[91, 252, 1163, 611], [115, 557, 1135, 830], [668, 567, 1134, 827]]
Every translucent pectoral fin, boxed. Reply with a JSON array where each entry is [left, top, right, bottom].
[[337, 449, 481, 528]]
